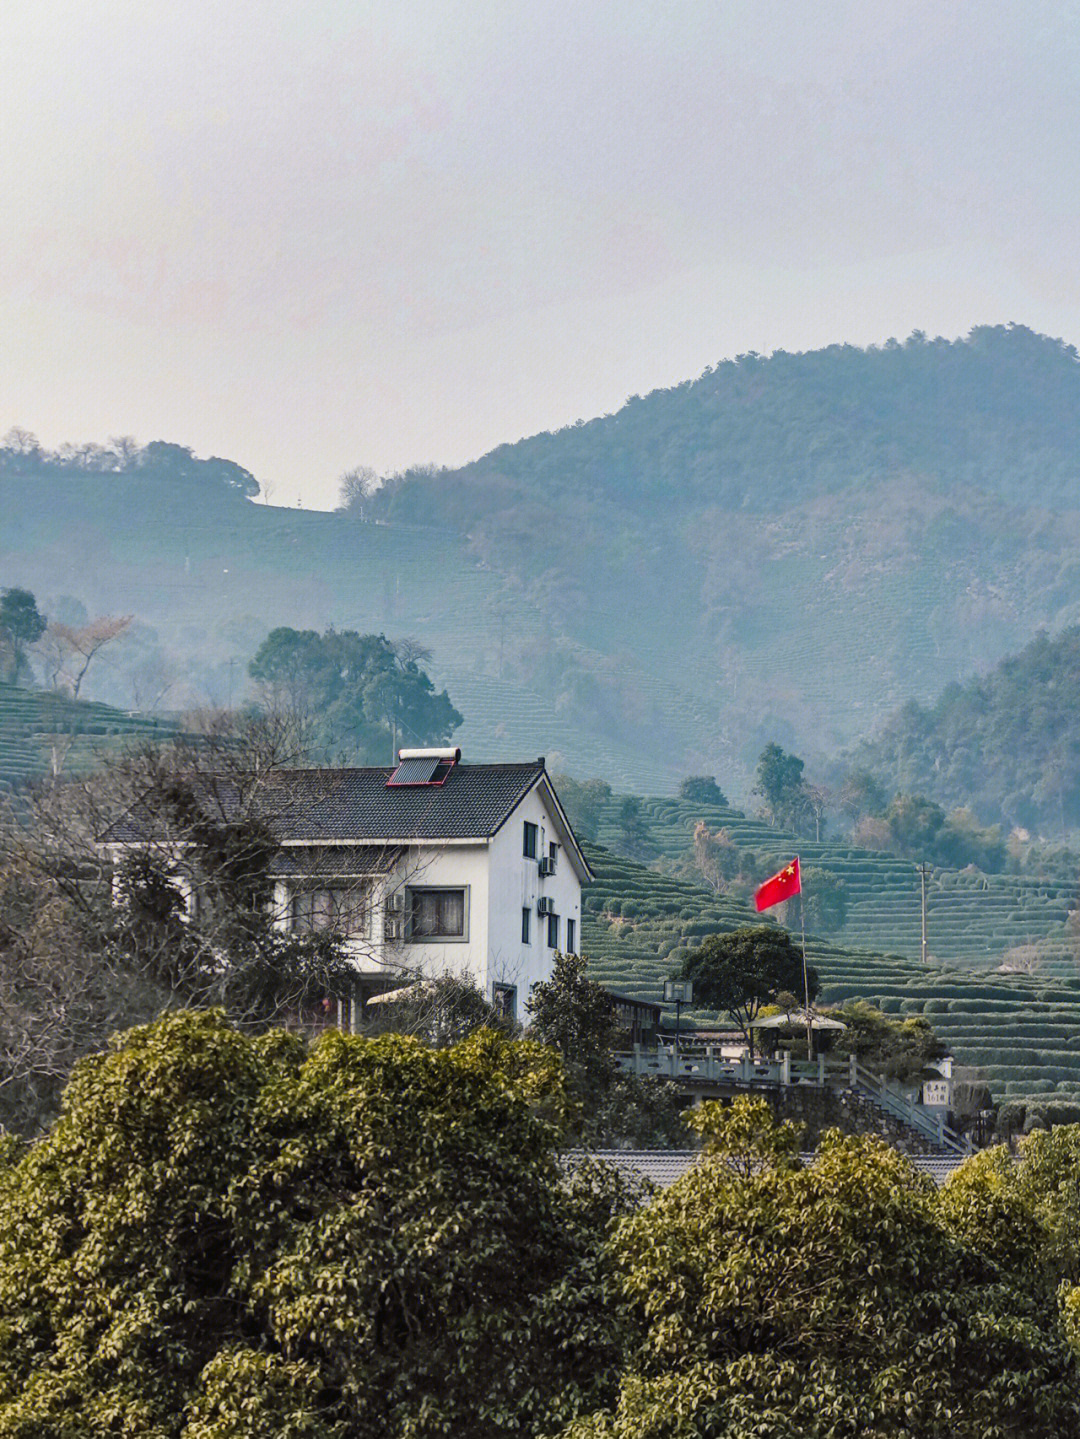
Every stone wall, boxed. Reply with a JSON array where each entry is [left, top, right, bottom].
[[756, 1085, 944, 1155]]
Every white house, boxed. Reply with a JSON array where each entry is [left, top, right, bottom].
[[107, 747, 592, 1026]]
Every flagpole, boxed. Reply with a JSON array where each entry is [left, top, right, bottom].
[[798, 861, 813, 1060]]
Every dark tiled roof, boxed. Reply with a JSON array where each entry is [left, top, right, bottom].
[[108, 761, 547, 844], [566, 1149, 967, 1190], [267, 844, 404, 878]]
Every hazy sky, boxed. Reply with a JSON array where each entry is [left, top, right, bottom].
[[4, 1, 1080, 508]]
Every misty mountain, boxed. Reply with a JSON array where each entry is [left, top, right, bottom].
[[5, 325, 1080, 796], [846, 626, 1080, 836]]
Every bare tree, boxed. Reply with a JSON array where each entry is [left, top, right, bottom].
[[37, 614, 133, 698], [337, 465, 380, 514]]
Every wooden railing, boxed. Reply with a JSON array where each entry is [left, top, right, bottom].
[[610, 1046, 972, 1157]]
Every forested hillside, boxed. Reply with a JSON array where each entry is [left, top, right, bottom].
[[848, 627, 1080, 834], [6, 325, 1080, 795]]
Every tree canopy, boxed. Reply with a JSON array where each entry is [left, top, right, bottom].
[[847, 626, 1080, 835], [5, 1019, 1080, 1435], [0, 587, 46, 682], [674, 926, 818, 1049], [0, 1010, 631, 1437], [560, 1097, 1080, 1439], [248, 627, 462, 763]]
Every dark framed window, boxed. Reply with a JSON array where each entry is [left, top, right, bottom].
[[523, 821, 538, 859], [291, 884, 368, 938], [547, 912, 559, 949], [566, 917, 576, 954], [493, 983, 517, 1021], [409, 887, 467, 939], [521, 906, 531, 943], [548, 840, 558, 869]]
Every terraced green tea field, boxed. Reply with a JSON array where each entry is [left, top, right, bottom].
[[0, 683, 174, 792], [593, 794, 1080, 980], [581, 841, 1080, 1119]]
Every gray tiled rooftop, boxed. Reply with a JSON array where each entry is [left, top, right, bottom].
[[569, 1149, 967, 1189]]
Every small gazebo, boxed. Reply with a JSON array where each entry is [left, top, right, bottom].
[[750, 1009, 847, 1057]]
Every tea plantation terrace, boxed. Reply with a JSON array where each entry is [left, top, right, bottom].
[[593, 792, 1079, 977], [581, 841, 1080, 1119], [0, 682, 175, 793]]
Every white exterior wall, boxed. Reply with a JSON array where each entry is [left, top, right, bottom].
[[484, 784, 582, 1011], [271, 778, 585, 1020], [381, 841, 491, 982]]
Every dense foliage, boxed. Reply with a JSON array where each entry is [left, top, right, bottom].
[[0, 1011, 632, 1437], [674, 926, 819, 1051], [528, 951, 686, 1148], [0, 431, 260, 498], [8, 1023, 1080, 1435], [0, 588, 46, 684], [248, 627, 462, 764], [828, 1000, 947, 1083], [849, 626, 1080, 834], [560, 1097, 1080, 1439]]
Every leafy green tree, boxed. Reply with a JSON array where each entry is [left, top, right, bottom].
[[678, 775, 727, 806], [0, 1010, 632, 1437], [674, 926, 817, 1052], [829, 1000, 946, 1083], [800, 864, 846, 932], [837, 767, 888, 825], [0, 586, 46, 682], [754, 742, 813, 833], [885, 791, 945, 855], [528, 953, 685, 1147], [248, 627, 462, 763], [552, 774, 612, 841], [528, 950, 616, 1078], [615, 796, 654, 859], [559, 1097, 1080, 1439]]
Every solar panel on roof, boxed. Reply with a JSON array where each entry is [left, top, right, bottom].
[[387, 756, 442, 786]]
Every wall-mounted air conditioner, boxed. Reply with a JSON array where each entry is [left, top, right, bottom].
[[384, 891, 405, 940], [537, 896, 554, 915], [538, 856, 556, 877]]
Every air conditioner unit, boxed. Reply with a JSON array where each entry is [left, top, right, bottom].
[[384, 891, 405, 941], [538, 856, 556, 877], [537, 896, 554, 915]]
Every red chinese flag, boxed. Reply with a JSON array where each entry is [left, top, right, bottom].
[[754, 857, 801, 912]]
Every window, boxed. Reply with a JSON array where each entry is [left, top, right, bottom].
[[409, 887, 466, 939], [566, 917, 576, 954], [493, 983, 517, 1021], [521, 906, 531, 943], [291, 884, 368, 938], [548, 840, 558, 870], [523, 821, 538, 859], [547, 912, 559, 949]]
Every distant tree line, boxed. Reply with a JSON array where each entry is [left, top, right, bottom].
[[1, 429, 259, 498], [846, 626, 1080, 837]]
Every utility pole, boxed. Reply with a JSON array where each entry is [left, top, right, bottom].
[[917, 862, 931, 965]]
